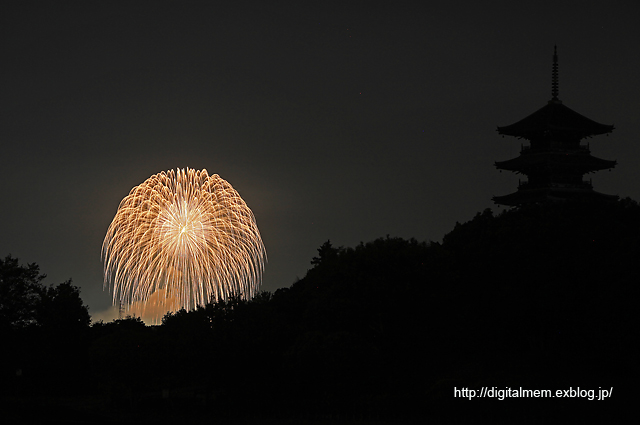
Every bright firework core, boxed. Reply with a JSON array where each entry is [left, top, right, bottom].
[[102, 168, 266, 315]]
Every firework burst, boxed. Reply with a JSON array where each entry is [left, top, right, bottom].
[[102, 168, 266, 312]]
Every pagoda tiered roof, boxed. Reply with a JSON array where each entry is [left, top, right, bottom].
[[495, 151, 616, 174], [497, 100, 614, 141], [492, 187, 618, 206]]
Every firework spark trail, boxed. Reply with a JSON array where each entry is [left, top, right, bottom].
[[102, 168, 266, 312]]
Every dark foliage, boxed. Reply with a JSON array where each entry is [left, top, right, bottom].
[[3, 199, 639, 423], [0, 256, 91, 403], [0, 255, 45, 330], [0, 256, 90, 332], [434, 199, 639, 423], [37, 280, 92, 331]]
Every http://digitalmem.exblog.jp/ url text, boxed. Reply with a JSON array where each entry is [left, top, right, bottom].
[[454, 387, 613, 401]]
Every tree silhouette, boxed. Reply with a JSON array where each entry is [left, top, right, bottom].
[[0, 256, 92, 401], [36, 280, 91, 331], [4, 200, 637, 423], [0, 255, 46, 330], [0, 256, 90, 332]]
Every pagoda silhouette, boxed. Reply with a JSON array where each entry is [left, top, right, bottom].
[[493, 47, 617, 206]]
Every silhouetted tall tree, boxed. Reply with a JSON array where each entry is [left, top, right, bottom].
[[36, 280, 91, 331], [0, 256, 92, 399], [0, 255, 45, 331], [0, 256, 90, 332]]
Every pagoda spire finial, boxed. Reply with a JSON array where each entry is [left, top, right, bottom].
[[552, 45, 559, 101]]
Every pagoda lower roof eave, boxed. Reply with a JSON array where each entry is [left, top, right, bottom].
[[493, 187, 618, 206], [495, 154, 617, 173]]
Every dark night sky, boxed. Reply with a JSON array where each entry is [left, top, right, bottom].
[[2, 0, 639, 322]]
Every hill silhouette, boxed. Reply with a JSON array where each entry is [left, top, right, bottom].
[[2, 199, 638, 423]]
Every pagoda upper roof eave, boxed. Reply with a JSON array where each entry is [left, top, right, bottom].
[[497, 101, 614, 140]]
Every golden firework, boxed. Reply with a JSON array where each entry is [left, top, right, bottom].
[[102, 168, 266, 312]]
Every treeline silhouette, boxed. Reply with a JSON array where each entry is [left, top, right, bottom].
[[1, 199, 638, 423]]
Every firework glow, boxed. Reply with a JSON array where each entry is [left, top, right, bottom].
[[102, 168, 266, 313]]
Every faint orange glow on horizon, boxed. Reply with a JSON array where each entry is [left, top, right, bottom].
[[127, 288, 180, 325]]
